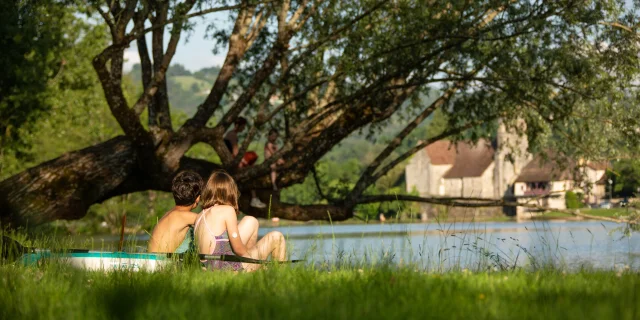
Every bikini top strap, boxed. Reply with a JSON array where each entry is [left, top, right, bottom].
[[194, 208, 228, 242], [194, 211, 206, 232]]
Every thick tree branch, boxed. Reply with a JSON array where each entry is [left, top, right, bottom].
[[185, 2, 257, 129], [350, 86, 459, 199], [93, 47, 152, 148], [134, 11, 152, 94], [134, 0, 196, 129], [370, 119, 488, 183], [311, 165, 333, 203]]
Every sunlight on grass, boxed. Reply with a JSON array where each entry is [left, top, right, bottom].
[[0, 264, 638, 319]]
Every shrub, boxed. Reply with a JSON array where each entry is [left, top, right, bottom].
[[565, 191, 582, 209]]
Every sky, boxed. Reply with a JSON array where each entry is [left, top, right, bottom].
[[123, 1, 640, 73], [123, 11, 232, 72]]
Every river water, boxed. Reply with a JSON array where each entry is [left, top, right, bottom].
[[76, 220, 640, 271]]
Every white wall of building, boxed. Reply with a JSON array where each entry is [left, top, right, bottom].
[[430, 165, 452, 196], [405, 152, 429, 194], [444, 178, 462, 197]]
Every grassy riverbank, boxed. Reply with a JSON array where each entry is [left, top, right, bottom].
[[1, 264, 638, 319], [531, 208, 632, 220]]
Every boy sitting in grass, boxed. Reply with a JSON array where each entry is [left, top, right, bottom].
[[148, 171, 203, 253]]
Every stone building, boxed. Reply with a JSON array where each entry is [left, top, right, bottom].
[[405, 122, 608, 217]]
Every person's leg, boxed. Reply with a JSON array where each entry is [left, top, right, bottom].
[[270, 170, 278, 191], [242, 231, 286, 271], [237, 215, 259, 249], [250, 190, 267, 208]]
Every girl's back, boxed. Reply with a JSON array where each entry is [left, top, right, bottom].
[[193, 204, 243, 271], [193, 205, 234, 254]]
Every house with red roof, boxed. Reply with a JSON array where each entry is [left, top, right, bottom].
[[405, 123, 609, 216]]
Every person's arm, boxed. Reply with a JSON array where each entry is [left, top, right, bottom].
[[225, 131, 240, 156], [264, 143, 273, 159], [229, 132, 239, 156], [223, 208, 248, 256], [273, 144, 285, 164], [232, 144, 239, 156]]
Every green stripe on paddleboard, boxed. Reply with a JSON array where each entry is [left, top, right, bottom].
[[61, 252, 164, 260], [20, 252, 167, 266]]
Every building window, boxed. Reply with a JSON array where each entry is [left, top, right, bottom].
[[524, 182, 550, 196]]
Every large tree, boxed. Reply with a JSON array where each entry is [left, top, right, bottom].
[[1, 0, 639, 227]]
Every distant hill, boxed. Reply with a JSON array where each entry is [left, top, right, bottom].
[[127, 64, 219, 116], [172, 75, 211, 94]]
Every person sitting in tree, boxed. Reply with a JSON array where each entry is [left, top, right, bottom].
[[224, 117, 267, 208], [264, 129, 286, 191]]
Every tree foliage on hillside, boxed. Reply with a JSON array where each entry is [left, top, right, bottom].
[[2, 0, 640, 227], [0, 0, 81, 155]]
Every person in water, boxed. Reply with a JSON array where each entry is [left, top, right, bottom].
[[194, 171, 287, 271], [224, 117, 267, 208], [148, 171, 203, 253], [264, 128, 286, 191]]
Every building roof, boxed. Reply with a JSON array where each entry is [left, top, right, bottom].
[[595, 172, 609, 185], [515, 155, 573, 183], [425, 140, 457, 165], [442, 140, 495, 178], [587, 161, 610, 171]]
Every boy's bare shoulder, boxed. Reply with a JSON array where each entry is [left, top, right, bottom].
[[164, 209, 197, 223]]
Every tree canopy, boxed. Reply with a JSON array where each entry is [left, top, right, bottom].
[[2, 0, 640, 227]]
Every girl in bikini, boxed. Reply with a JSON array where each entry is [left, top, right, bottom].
[[193, 171, 287, 271]]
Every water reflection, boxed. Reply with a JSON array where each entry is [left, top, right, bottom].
[[259, 221, 640, 270], [73, 220, 640, 271]]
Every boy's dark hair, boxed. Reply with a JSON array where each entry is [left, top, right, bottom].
[[268, 128, 279, 136], [172, 171, 204, 206], [235, 117, 247, 127]]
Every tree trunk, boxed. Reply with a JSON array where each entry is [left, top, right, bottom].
[[0, 136, 144, 227], [0, 135, 353, 226], [238, 190, 352, 221]]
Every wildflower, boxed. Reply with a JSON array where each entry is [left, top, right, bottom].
[[478, 293, 486, 300]]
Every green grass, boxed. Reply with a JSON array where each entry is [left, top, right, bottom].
[[586, 208, 631, 217], [537, 208, 632, 219], [537, 211, 574, 218], [0, 264, 638, 319]]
